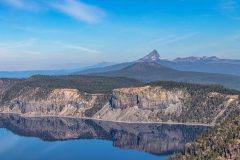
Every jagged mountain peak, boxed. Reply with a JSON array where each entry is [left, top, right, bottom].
[[138, 50, 160, 62], [174, 56, 220, 62]]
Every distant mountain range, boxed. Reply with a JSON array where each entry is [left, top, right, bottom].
[[91, 62, 240, 90], [0, 62, 115, 78], [77, 50, 240, 76], [160, 56, 240, 76], [76, 50, 240, 90], [1, 49, 240, 90]]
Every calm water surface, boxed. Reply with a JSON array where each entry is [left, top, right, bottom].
[[0, 114, 209, 160]]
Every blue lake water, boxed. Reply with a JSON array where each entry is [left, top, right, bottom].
[[0, 114, 209, 160], [0, 129, 169, 160]]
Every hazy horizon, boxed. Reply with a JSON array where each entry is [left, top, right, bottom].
[[1, 0, 240, 71]]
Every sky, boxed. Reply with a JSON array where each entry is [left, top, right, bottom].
[[0, 0, 240, 71]]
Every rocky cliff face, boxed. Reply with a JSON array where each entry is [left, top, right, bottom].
[[94, 86, 239, 124], [0, 88, 109, 118], [0, 78, 239, 124], [111, 86, 189, 111]]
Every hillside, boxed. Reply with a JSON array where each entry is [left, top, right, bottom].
[[91, 62, 240, 90], [76, 62, 133, 74], [0, 75, 142, 118], [0, 77, 239, 124], [170, 108, 240, 160], [0, 75, 141, 101], [94, 82, 239, 124]]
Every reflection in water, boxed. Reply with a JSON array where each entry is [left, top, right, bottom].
[[0, 114, 208, 156]]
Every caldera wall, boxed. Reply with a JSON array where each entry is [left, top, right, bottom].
[[0, 80, 239, 124], [94, 86, 239, 124], [0, 88, 109, 118]]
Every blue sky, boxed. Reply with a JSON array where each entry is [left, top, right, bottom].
[[0, 0, 240, 70]]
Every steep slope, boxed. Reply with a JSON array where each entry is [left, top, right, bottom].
[[170, 108, 240, 160], [76, 62, 133, 74], [94, 82, 240, 124], [138, 49, 161, 62], [92, 62, 240, 90], [0, 75, 141, 118], [0, 79, 21, 95], [0, 77, 239, 124]]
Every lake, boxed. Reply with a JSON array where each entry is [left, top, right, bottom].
[[0, 114, 209, 160]]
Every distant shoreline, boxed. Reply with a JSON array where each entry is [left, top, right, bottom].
[[0, 112, 214, 127]]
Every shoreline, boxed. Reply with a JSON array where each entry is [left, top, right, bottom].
[[0, 112, 214, 127]]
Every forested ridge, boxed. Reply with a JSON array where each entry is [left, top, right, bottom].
[[170, 107, 240, 160]]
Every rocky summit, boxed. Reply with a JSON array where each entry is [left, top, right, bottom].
[[138, 49, 161, 62]]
